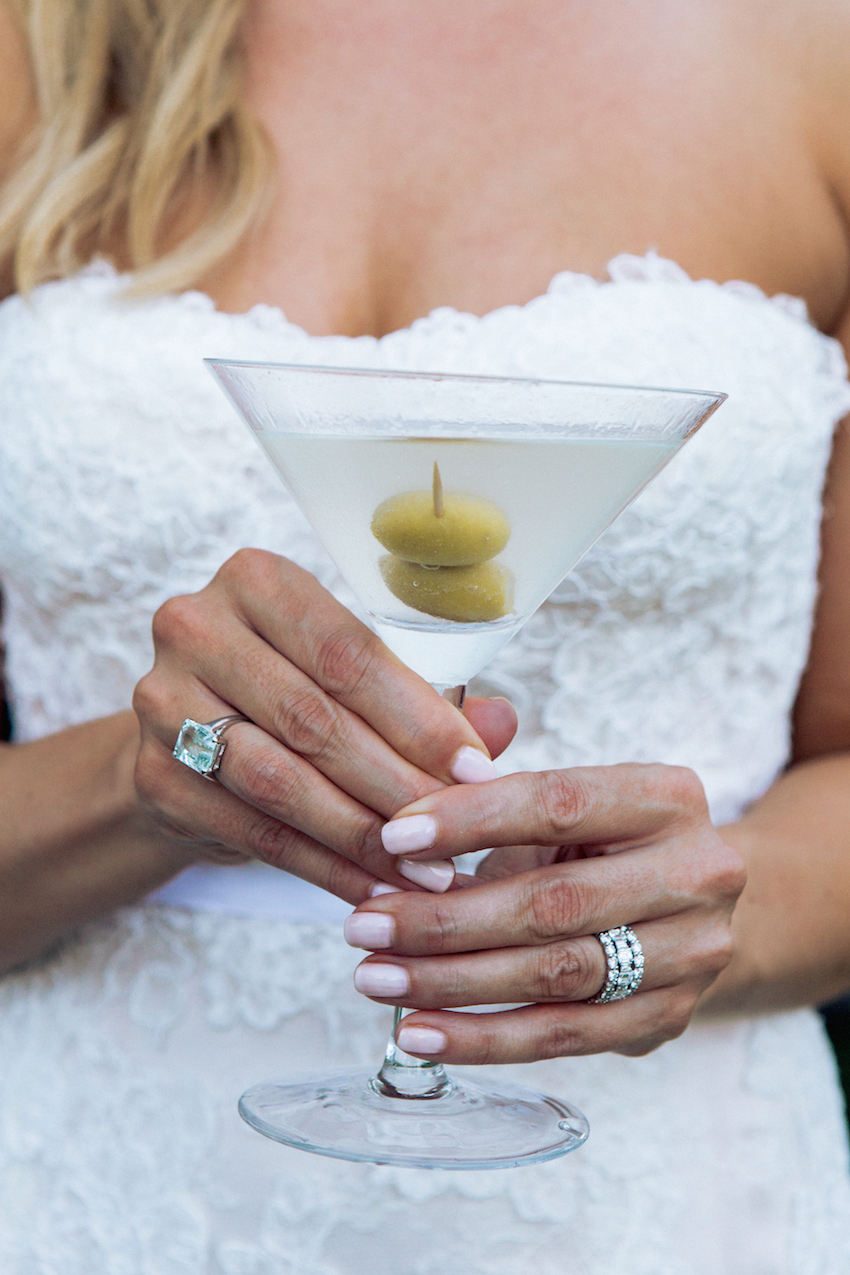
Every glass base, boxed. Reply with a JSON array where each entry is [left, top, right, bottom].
[[238, 1069, 589, 1170]]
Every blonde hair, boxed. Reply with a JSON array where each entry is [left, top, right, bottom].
[[0, 0, 270, 296]]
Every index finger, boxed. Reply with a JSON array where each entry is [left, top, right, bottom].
[[378, 763, 708, 860], [221, 550, 497, 784]]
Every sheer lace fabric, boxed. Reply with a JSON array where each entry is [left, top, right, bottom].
[[0, 253, 848, 1271]]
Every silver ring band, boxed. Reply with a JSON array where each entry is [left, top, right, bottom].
[[172, 714, 250, 782], [587, 925, 644, 1003]]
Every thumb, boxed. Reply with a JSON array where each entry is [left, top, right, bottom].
[[462, 696, 517, 760]]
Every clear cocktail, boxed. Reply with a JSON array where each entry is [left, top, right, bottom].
[[207, 360, 725, 1169], [259, 433, 676, 685]]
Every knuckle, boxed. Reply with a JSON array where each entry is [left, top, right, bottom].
[[247, 815, 299, 868], [241, 748, 305, 813], [456, 1023, 499, 1066], [420, 901, 460, 955], [218, 546, 271, 586], [341, 812, 384, 864], [400, 697, 461, 767], [131, 671, 164, 722], [151, 591, 206, 650], [619, 984, 698, 1055], [526, 871, 590, 940], [679, 921, 736, 982], [681, 838, 747, 909], [714, 926, 736, 973], [661, 991, 695, 1040], [395, 772, 443, 807], [419, 962, 466, 1007], [617, 992, 694, 1057], [537, 771, 589, 838], [539, 1012, 583, 1059], [535, 941, 595, 1000], [313, 626, 379, 698], [478, 1027, 511, 1066], [318, 853, 359, 903], [273, 685, 341, 759], [662, 764, 706, 810], [702, 923, 735, 976], [709, 840, 748, 901]]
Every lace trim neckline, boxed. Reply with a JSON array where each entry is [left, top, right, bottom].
[[74, 249, 814, 343]]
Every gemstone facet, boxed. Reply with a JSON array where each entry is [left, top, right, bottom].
[[173, 720, 223, 776]]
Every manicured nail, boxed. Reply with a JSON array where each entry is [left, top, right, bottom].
[[343, 912, 394, 950], [398, 859, 454, 891], [397, 1026, 447, 1055], [353, 963, 410, 997], [450, 745, 498, 784], [381, 814, 438, 855], [370, 882, 405, 897]]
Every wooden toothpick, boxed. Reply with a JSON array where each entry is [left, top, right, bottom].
[[432, 462, 444, 517]]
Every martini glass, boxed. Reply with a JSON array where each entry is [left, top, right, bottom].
[[207, 360, 725, 1169]]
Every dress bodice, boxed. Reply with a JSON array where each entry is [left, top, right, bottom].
[[2, 256, 850, 1275], [1, 252, 848, 917]]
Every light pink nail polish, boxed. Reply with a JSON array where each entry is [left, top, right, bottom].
[[381, 814, 438, 855], [370, 882, 405, 897], [397, 1026, 447, 1055], [353, 963, 410, 997], [343, 912, 394, 950], [398, 858, 454, 892], [450, 745, 498, 784]]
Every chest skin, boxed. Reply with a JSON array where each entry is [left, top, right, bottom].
[[3, 0, 850, 757], [203, 0, 850, 340]]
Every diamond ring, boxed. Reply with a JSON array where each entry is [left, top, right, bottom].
[[587, 925, 644, 1003], [172, 714, 250, 782]]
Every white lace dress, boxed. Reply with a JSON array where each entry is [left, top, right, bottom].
[[0, 253, 849, 1274]]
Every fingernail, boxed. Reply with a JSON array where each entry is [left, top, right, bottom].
[[370, 882, 405, 897], [398, 859, 454, 892], [343, 912, 394, 949], [450, 745, 498, 784], [353, 962, 410, 997], [381, 814, 438, 855], [397, 1026, 447, 1055]]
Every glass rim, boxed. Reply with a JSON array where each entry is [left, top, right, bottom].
[[204, 358, 727, 405]]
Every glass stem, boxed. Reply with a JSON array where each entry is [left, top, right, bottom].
[[373, 1006, 451, 1098], [372, 683, 465, 1101]]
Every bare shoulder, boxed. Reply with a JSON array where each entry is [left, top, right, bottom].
[[776, 0, 850, 183], [0, 3, 35, 182], [759, 0, 850, 757], [724, 0, 850, 151], [791, 0, 850, 756]]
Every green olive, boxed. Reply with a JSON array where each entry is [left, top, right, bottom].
[[371, 491, 511, 566], [380, 556, 514, 623]]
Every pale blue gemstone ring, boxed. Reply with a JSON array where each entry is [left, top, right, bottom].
[[172, 714, 250, 782]]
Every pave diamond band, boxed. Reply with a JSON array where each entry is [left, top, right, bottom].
[[587, 925, 644, 1004], [172, 715, 250, 782]]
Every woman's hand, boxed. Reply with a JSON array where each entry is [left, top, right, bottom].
[[344, 763, 746, 1061], [133, 549, 516, 903]]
